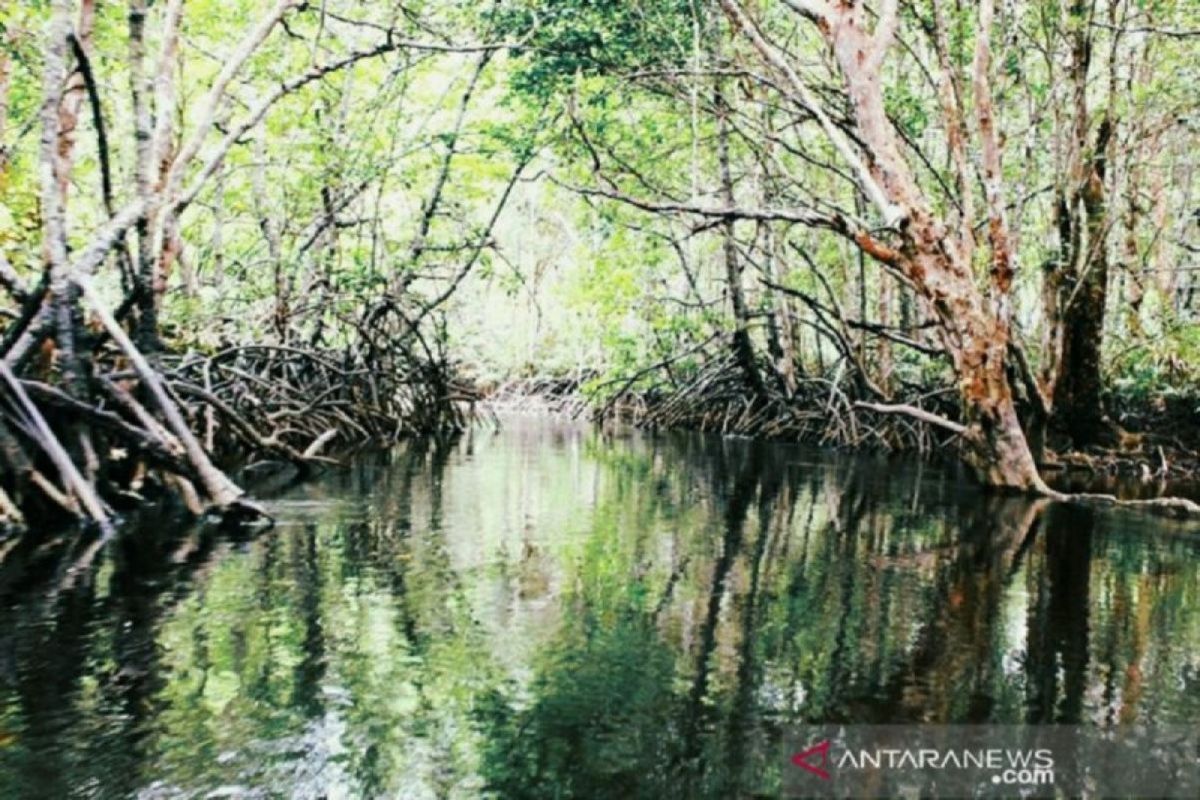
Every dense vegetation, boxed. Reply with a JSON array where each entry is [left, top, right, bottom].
[[1, 0, 1199, 532]]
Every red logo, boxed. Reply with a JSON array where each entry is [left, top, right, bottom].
[[792, 739, 832, 780]]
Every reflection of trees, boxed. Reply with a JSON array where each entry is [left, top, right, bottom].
[[3, 428, 1199, 797], [724, 452, 785, 794], [474, 438, 789, 799], [1025, 504, 1093, 724], [0, 543, 100, 798], [476, 614, 680, 799], [682, 444, 764, 764], [755, 462, 1049, 725], [475, 437, 700, 799], [0, 508, 256, 796], [472, 433, 1188, 798]]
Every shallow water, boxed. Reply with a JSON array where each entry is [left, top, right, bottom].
[[1, 418, 1198, 798]]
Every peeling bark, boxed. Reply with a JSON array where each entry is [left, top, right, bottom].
[[721, 0, 1046, 490], [53, 0, 96, 208]]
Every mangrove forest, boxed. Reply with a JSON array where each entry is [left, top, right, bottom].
[[0, 0, 1199, 797]]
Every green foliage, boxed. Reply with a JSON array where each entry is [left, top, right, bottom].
[[1, 0, 1197, 440], [493, 0, 698, 99], [1109, 322, 1200, 409], [884, 82, 929, 139]]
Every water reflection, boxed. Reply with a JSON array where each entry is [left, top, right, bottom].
[[0, 419, 1198, 798]]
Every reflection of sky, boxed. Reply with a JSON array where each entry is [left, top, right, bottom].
[[1000, 577, 1031, 679]]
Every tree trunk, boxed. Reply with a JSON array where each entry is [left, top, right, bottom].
[[1122, 156, 1146, 338], [1046, 2, 1114, 448], [252, 129, 286, 338], [757, 93, 796, 395], [830, 2, 1044, 489], [54, 0, 96, 207], [720, 0, 1045, 490], [128, 0, 161, 352], [715, 79, 765, 400], [1052, 120, 1112, 447], [877, 274, 894, 394]]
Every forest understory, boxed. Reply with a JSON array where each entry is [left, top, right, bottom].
[[3, 0, 1200, 535]]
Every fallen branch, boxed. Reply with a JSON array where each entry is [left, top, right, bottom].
[[1047, 490, 1200, 522], [853, 401, 969, 437]]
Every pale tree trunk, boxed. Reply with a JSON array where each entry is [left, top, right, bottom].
[[1122, 153, 1146, 337], [39, 0, 75, 379], [0, 29, 22, 303], [128, 0, 160, 350], [720, 0, 1046, 490], [53, 0, 96, 207], [877, 275, 893, 394], [930, 0, 975, 266], [309, 76, 355, 347], [1118, 25, 1157, 338], [757, 90, 796, 395], [251, 128, 286, 338], [1161, 146, 1191, 311], [762, 220, 797, 396]]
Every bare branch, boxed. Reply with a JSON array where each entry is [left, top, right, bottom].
[[175, 40, 405, 216], [166, 0, 297, 195], [720, 0, 901, 225], [781, 0, 830, 23], [556, 176, 838, 228], [0, 362, 113, 534], [73, 274, 249, 511], [1090, 21, 1200, 38], [854, 401, 969, 437]]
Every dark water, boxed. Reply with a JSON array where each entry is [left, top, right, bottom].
[[1, 419, 1198, 798]]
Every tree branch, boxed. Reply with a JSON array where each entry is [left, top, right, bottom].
[[854, 401, 969, 437]]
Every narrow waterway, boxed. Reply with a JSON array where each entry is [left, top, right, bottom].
[[1, 418, 1198, 798]]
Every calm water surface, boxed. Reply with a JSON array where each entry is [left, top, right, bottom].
[[1, 419, 1198, 798]]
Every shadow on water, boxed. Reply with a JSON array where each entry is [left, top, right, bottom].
[[1, 418, 1198, 797]]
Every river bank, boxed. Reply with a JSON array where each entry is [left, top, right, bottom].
[[484, 376, 1200, 504]]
